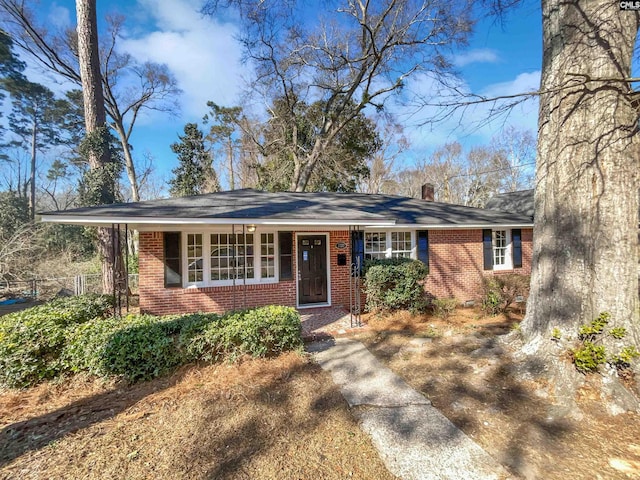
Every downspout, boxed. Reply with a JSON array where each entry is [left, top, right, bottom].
[[232, 224, 236, 311], [242, 224, 247, 309]]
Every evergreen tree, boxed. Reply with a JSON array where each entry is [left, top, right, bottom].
[[6, 80, 71, 219], [169, 123, 220, 197]]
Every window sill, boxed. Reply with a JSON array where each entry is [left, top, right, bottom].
[[492, 268, 517, 274], [181, 280, 292, 293]]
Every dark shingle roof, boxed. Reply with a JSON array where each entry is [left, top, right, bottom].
[[41, 189, 533, 228], [485, 189, 534, 217]]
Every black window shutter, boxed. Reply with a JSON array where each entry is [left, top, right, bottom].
[[417, 230, 429, 273], [482, 229, 493, 271], [351, 230, 365, 276], [278, 231, 293, 280], [163, 232, 182, 287], [512, 228, 522, 268]]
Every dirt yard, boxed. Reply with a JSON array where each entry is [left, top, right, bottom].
[[0, 353, 395, 480], [355, 308, 640, 479], [3, 308, 640, 479]]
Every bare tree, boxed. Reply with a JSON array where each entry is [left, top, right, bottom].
[[0, 1, 181, 202], [0, 222, 42, 281], [393, 140, 511, 206], [519, 1, 640, 410], [358, 119, 409, 194], [100, 15, 180, 201], [204, 0, 472, 192], [490, 125, 535, 192]]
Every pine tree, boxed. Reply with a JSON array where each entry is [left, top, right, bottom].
[[169, 123, 220, 197]]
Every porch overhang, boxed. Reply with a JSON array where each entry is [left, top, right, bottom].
[[39, 214, 397, 230]]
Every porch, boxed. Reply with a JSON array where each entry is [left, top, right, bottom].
[[299, 306, 365, 340]]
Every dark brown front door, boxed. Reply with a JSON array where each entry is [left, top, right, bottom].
[[298, 235, 328, 305]]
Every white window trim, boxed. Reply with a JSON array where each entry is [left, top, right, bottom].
[[182, 228, 280, 288], [364, 230, 416, 260], [492, 229, 513, 271]]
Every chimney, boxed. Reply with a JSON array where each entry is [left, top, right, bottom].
[[421, 183, 434, 201]]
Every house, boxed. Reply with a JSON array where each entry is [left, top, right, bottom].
[[40, 188, 534, 316]]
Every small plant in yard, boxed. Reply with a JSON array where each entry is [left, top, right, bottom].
[[478, 274, 529, 315], [431, 297, 458, 320], [551, 327, 561, 341], [570, 312, 640, 374]]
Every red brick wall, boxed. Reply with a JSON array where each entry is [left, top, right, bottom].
[[423, 228, 533, 302], [139, 228, 533, 315], [329, 231, 352, 309], [139, 231, 353, 316]]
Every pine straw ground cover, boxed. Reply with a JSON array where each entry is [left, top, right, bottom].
[[0, 353, 395, 480], [355, 308, 640, 480]]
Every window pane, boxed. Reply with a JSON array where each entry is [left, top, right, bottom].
[[493, 230, 508, 266], [365, 231, 387, 259], [391, 231, 412, 258], [260, 233, 276, 278], [210, 231, 255, 282], [186, 234, 203, 284]]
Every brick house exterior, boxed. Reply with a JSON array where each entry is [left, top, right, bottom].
[[41, 189, 534, 316], [138, 227, 533, 316]]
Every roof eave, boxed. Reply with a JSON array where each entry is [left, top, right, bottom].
[[389, 223, 534, 229], [39, 215, 397, 228]]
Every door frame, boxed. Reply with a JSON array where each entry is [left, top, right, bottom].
[[295, 232, 331, 308]]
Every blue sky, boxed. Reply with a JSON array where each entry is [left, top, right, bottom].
[[20, 0, 542, 193]]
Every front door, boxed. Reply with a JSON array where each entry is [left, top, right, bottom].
[[298, 235, 328, 305]]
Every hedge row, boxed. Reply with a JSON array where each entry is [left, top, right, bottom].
[[0, 297, 302, 388], [0, 295, 114, 388]]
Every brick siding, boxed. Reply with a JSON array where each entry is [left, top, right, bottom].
[[138, 228, 533, 315], [423, 228, 532, 302]]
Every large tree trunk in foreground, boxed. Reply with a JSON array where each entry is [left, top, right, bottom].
[[521, 1, 640, 407], [76, 0, 123, 295]]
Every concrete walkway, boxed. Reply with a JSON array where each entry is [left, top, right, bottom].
[[308, 338, 511, 480]]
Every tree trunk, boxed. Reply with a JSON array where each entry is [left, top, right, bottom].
[[76, 0, 122, 295], [226, 137, 235, 190], [112, 120, 140, 202], [29, 119, 36, 220], [521, 1, 640, 398]]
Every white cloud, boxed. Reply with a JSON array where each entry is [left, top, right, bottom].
[[47, 2, 72, 29], [118, 0, 246, 121], [482, 71, 540, 98], [453, 48, 500, 67]]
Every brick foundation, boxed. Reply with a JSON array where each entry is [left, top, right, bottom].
[[139, 228, 533, 315]]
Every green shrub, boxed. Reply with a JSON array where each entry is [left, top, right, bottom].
[[63, 313, 216, 382], [578, 312, 610, 340], [432, 297, 458, 320], [2, 300, 302, 387], [0, 294, 113, 328], [0, 295, 113, 388], [364, 258, 429, 313], [572, 341, 607, 373], [189, 305, 302, 362], [570, 312, 639, 374], [479, 274, 529, 315], [610, 346, 640, 369]]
